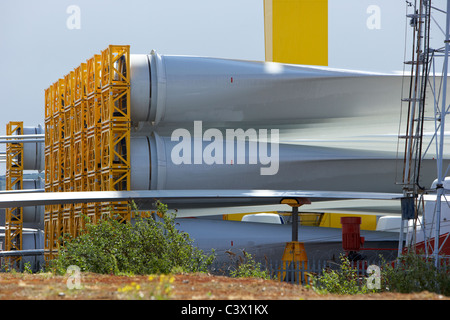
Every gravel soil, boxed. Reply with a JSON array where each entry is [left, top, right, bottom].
[[0, 272, 447, 300]]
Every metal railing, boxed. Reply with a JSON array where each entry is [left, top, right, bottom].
[[209, 258, 388, 285]]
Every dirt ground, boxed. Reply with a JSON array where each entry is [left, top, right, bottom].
[[0, 272, 447, 300]]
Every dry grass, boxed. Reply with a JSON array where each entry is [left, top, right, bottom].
[[0, 272, 447, 300]]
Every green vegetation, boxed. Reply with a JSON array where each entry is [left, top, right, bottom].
[[310, 255, 378, 295], [311, 253, 450, 296], [229, 250, 271, 280], [51, 201, 215, 275], [7, 198, 449, 298], [381, 252, 450, 295]]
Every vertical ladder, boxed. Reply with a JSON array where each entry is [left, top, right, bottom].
[[398, 0, 432, 258], [401, 0, 432, 192], [399, 0, 450, 267]]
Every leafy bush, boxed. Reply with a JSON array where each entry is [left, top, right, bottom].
[[312, 252, 450, 296], [382, 252, 450, 296], [311, 255, 375, 295], [229, 250, 271, 280], [51, 201, 215, 275]]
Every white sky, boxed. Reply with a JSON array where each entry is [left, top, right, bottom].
[[0, 0, 448, 173]]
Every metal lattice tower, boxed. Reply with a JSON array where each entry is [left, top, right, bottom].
[[400, 0, 432, 193], [43, 45, 131, 262], [5, 121, 24, 267], [399, 0, 450, 266]]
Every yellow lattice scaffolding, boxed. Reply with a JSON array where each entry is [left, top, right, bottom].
[[43, 45, 131, 261], [86, 53, 103, 224], [100, 45, 131, 222], [44, 85, 54, 261], [5, 121, 24, 267]]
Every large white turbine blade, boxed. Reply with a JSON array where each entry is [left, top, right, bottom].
[[0, 189, 403, 208]]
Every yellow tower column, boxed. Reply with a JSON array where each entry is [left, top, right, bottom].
[[63, 72, 75, 238], [5, 121, 24, 268], [86, 54, 102, 224], [100, 45, 131, 223], [44, 45, 132, 263], [264, 0, 328, 66], [44, 85, 54, 262], [72, 63, 88, 236]]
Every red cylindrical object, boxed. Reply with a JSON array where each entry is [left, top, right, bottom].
[[341, 217, 362, 251]]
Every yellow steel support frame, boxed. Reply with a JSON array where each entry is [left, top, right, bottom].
[[55, 78, 66, 257], [44, 85, 53, 261], [86, 54, 102, 223], [86, 53, 103, 223], [100, 45, 131, 222], [5, 121, 24, 267], [63, 130, 73, 239], [87, 54, 102, 98], [73, 132, 87, 236], [43, 45, 131, 261], [86, 127, 101, 224], [278, 198, 310, 284], [44, 75, 67, 260], [73, 62, 87, 238]]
